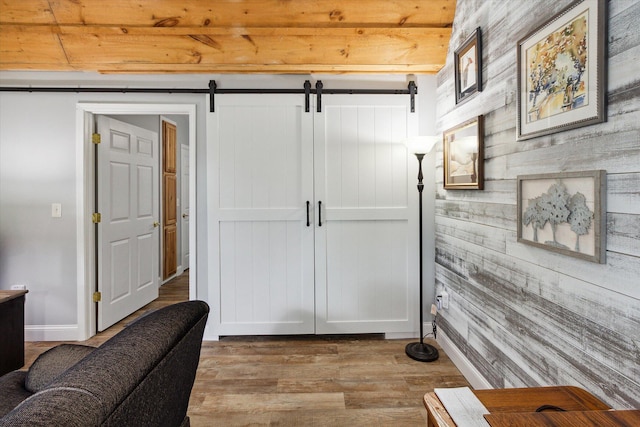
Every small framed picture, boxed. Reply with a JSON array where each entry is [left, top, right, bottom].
[[517, 0, 606, 140], [443, 116, 484, 190], [517, 170, 606, 263], [454, 27, 482, 104]]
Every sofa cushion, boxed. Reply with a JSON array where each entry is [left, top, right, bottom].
[[0, 370, 31, 417], [25, 344, 95, 393]]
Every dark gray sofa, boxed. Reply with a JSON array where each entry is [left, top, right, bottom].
[[0, 300, 209, 427]]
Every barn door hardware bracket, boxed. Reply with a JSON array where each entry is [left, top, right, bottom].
[[304, 80, 311, 112], [209, 80, 217, 112], [408, 81, 417, 113], [315, 80, 323, 112]]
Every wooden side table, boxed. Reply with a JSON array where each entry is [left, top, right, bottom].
[[0, 290, 28, 376], [424, 386, 611, 427], [485, 409, 640, 426]]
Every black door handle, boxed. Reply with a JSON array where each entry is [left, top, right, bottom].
[[306, 201, 310, 227], [318, 201, 322, 227]]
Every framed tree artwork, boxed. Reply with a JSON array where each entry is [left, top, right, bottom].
[[443, 116, 484, 190], [517, 0, 606, 140], [517, 170, 606, 263], [454, 27, 482, 104]]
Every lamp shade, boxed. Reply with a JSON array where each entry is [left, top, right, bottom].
[[407, 135, 439, 155]]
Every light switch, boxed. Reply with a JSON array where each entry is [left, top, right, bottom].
[[52, 203, 62, 218]]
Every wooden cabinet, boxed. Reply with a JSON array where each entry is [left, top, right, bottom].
[[0, 290, 28, 376]]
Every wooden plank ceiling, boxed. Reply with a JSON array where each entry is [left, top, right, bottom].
[[0, 0, 455, 74]]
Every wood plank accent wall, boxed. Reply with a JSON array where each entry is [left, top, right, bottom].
[[434, 0, 640, 409]]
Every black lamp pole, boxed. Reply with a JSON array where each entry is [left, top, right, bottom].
[[405, 153, 439, 362]]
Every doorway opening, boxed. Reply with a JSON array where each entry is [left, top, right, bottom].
[[76, 103, 197, 340]]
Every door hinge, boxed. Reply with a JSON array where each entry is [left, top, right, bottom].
[[92, 133, 101, 144], [93, 291, 102, 302], [92, 212, 101, 223]]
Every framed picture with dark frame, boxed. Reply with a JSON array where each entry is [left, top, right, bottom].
[[443, 115, 484, 190], [517, 0, 606, 140], [517, 170, 606, 263], [454, 27, 482, 104]]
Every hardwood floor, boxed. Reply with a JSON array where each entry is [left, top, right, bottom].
[[23, 272, 470, 426]]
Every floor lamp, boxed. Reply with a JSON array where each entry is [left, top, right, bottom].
[[405, 137, 439, 363]]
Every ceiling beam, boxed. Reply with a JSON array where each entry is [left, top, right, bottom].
[[0, 0, 456, 74]]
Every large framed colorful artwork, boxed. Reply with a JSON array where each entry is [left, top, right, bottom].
[[516, 0, 606, 140]]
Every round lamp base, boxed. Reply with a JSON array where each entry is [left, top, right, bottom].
[[405, 341, 439, 362]]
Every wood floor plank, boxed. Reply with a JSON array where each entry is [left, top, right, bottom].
[[277, 378, 410, 394], [191, 377, 279, 394], [23, 271, 471, 426], [199, 392, 346, 412], [267, 407, 428, 427]]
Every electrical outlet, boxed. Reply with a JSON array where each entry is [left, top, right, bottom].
[[11, 284, 27, 290], [441, 291, 449, 309]]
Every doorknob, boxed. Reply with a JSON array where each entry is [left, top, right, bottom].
[[182, 213, 189, 219], [153, 221, 160, 228]]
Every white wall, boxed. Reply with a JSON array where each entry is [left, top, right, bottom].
[[0, 72, 438, 340], [0, 93, 79, 325]]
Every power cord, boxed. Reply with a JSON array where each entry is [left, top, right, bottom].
[[422, 313, 438, 340]]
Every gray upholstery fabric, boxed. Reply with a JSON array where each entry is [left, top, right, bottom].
[[1, 388, 104, 426], [103, 315, 208, 427], [0, 371, 30, 418], [0, 300, 209, 427], [25, 344, 95, 393]]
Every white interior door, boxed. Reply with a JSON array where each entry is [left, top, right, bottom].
[[314, 95, 419, 334], [97, 116, 159, 331], [208, 95, 315, 336], [180, 144, 190, 270]]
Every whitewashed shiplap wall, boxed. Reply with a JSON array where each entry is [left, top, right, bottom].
[[434, 0, 640, 408]]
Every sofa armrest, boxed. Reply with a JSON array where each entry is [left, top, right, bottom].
[[0, 371, 31, 418], [25, 344, 95, 393], [0, 387, 104, 426]]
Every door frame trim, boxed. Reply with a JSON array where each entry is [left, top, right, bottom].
[[75, 103, 197, 340], [179, 143, 191, 274]]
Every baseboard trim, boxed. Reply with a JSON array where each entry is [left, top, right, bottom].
[[385, 332, 416, 340], [25, 325, 79, 342], [437, 329, 493, 390]]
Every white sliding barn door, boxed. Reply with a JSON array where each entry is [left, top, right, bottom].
[[97, 116, 159, 331], [314, 96, 418, 334], [208, 95, 315, 336]]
